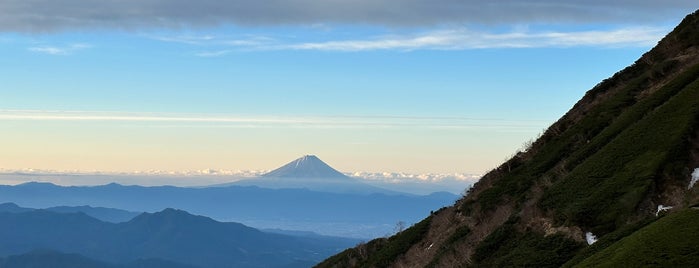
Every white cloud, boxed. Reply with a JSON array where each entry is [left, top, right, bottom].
[[28, 46, 67, 55], [537, 28, 666, 47], [1, 167, 480, 182], [347, 171, 479, 195], [0, 168, 477, 193], [285, 27, 667, 51], [348, 171, 481, 183], [194, 50, 232, 57], [149, 27, 669, 53], [149, 34, 216, 45], [28, 43, 91, 55], [149, 34, 276, 47], [0, 167, 267, 178]]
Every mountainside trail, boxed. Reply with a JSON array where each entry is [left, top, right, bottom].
[[318, 9, 699, 268]]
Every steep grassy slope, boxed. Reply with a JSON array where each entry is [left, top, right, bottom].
[[320, 216, 433, 267], [318, 9, 699, 268], [539, 63, 699, 234], [573, 209, 699, 267]]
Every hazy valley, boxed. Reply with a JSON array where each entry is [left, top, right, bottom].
[[0, 156, 459, 239], [0, 156, 458, 267]]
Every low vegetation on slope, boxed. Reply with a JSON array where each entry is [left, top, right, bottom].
[[471, 217, 583, 267], [316, 216, 432, 268], [574, 209, 699, 267], [540, 63, 699, 234]]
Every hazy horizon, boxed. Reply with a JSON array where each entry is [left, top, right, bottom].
[[0, 156, 480, 195]]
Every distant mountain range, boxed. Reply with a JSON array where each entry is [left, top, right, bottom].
[[0, 155, 476, 196], [0, 181, 457, 238], [0, 206, 359, 268], [0, 155, 459, 238]]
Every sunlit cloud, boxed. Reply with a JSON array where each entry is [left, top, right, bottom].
[[0, 110, 310, 124], [0, 167, 267, 177], [0, 169, 477, 195], [1, 168, 474, 181], [0, 110, 548, 130], [349, 171, 481, 183]]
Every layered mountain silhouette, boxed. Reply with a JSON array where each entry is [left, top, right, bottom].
[[0, 207, 358, 268], [0, 202, 32, 213], [0, 202, 139, 223], [0, 250, 119, 268], [0, 181, 457, 238], [229, 155, 402, 194], [319, 9, 699, 267]]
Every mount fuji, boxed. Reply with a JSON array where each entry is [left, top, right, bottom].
[[230, 155, 403, 195], [263, 155, 348, 179]]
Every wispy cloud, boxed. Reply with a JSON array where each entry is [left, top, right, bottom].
[[150, 34, 276, 47], [0, 110, 310, 124], [27, 43, 91, 55], [0, 110, 548, 130], [149, 34, 216, 45], [150, 26, 669, 53], [148, 34, 278, 56], [189, 36, 277, 56], [194, 50, 232, 57], [285, 27, 667, 51]]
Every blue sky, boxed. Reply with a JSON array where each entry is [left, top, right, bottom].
[[0, 1, 696, 176]]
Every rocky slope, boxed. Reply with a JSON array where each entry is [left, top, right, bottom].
[[318, 9, 699, 268]]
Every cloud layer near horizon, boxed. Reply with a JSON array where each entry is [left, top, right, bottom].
[[0, 1, 695, 32]]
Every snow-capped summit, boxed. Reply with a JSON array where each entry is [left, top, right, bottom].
[[262, 155, 348, 179]]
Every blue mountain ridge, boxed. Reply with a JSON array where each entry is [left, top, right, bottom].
[[0, 207, 359, 268]]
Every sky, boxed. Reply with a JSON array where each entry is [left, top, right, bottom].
[[0, 1, 696, 179]]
